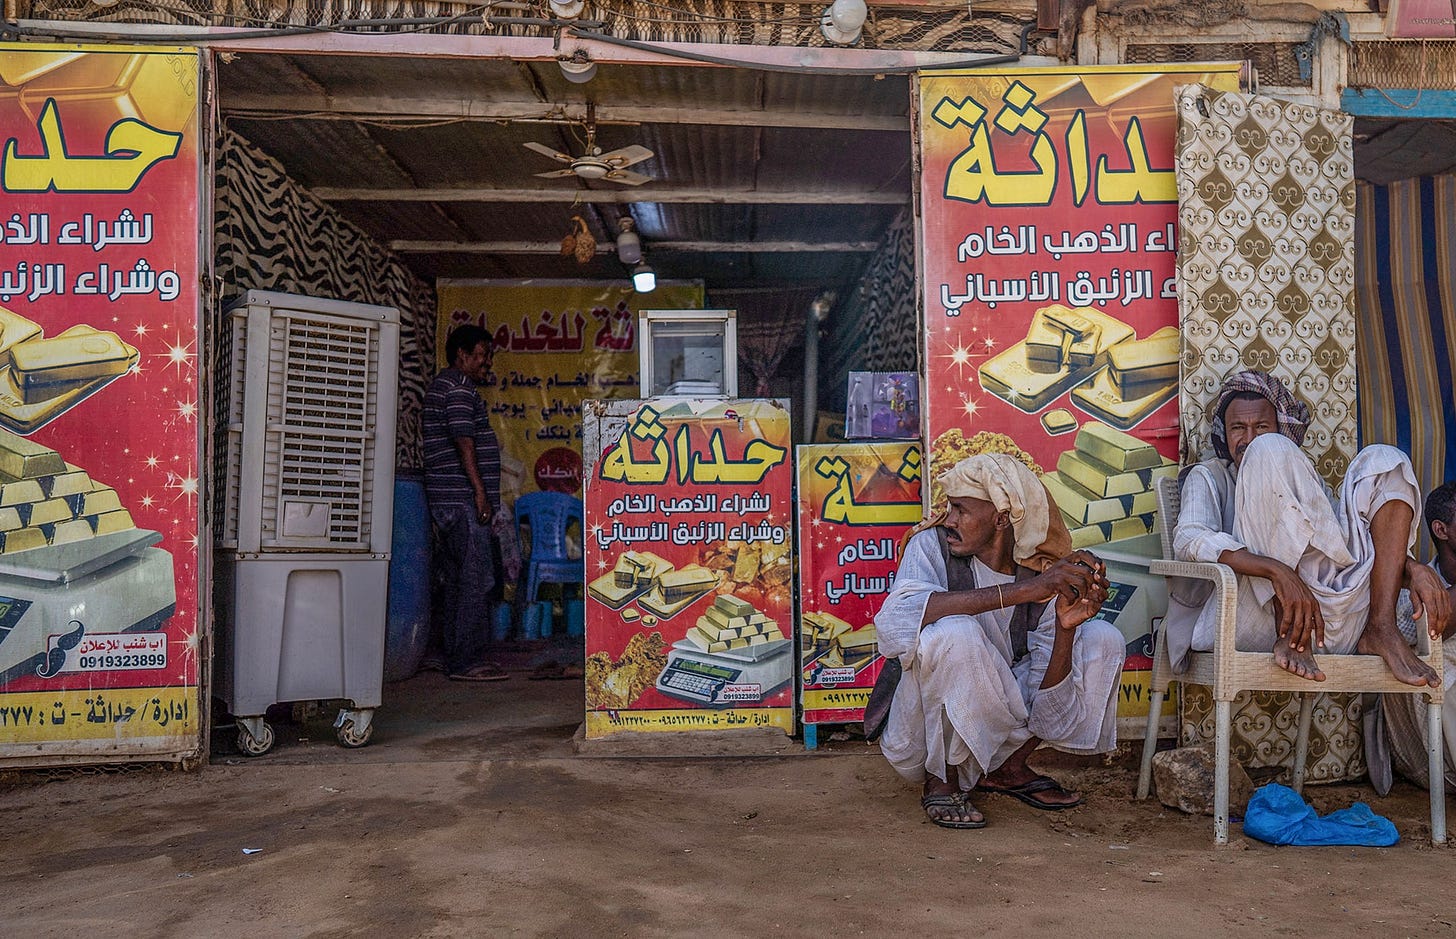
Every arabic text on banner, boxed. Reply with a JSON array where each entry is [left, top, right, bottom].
[[796, 442, 922, 725], [0, 47, 201, 759], [435, 280, 704, 499], [582, 399, 794, 737], [917, 66, 1242, 542]]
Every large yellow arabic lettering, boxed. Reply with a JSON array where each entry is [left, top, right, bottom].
[[1095, 117, 1175, 205], [815, 455, 922, 526], [687, 430, 787, 484], [940, 82, 1057, 207], [598, 410, 671, 484], [3, 99, 183, 193], [1067, 111, 1091, 207], [674, 424, 692, 485]]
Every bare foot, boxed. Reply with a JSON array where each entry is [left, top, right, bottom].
[[921, 778, 985, 828], [1272, 636, 1325, 681], [1357, 621, 1439, 687]]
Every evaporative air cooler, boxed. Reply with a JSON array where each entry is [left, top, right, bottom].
[[214, 290, 398, 755]]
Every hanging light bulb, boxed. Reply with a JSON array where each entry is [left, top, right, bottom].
[[557, 50, 596, 83], [821, 0, 866, 44], [548, 0, 585, 18], [616, 216, 642, 264], [632, 262, 656, 293]]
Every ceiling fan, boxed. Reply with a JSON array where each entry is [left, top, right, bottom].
[[523, 108, 655, 186]]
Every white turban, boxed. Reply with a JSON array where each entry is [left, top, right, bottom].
[[936, 452, 1071, 571]]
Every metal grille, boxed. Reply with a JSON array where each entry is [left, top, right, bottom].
[[215, 310, 246, 550], [27, 0, 1030, 52], [1125, 42, 1306, 87], [1351, 40, 1456, 90], [261, 310, 379, 550]]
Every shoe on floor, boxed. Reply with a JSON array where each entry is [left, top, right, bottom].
[[448, 663, 510, 682]]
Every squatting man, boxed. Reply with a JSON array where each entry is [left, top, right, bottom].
[[875, 453, 1125, 829]]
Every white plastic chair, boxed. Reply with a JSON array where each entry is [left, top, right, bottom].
[[1135, 476, 1446, 845]]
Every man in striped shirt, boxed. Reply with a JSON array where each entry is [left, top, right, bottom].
[[423, 324, 507, 682]]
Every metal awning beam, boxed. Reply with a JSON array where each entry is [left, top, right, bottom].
[[222, 95, 907, 132], [390, 239, 878, 253], [318, 186, 907, 204]]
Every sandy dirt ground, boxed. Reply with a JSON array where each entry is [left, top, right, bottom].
[[3, 673, 1454, 938]]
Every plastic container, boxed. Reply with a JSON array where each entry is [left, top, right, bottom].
[[384, 473, 430, 682], [564, 599, 585, 637], [492, 600, 513, 642], [521, 599, 554, 639]]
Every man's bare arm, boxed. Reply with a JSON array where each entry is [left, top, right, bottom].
[[452, 435, 490, 521], [1217, 548, 1324, 651], [919, 552, 1106, 629]]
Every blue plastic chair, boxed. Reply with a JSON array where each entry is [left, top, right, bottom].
[[513, 491, 584, 604]]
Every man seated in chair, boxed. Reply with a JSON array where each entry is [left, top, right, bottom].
[[1166, 370, 1450, 685], [1382, 481, 1456, 788], [874, 453, 1124, 829]]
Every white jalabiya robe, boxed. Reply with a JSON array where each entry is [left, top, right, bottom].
[[1163, 432, 1421, 671], [874, 529, 1125, 789]]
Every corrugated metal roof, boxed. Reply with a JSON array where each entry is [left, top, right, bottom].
[[216, 52, 912, 293]]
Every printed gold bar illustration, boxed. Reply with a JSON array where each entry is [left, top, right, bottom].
[[0, 428, 66, 479], [1056, 449, 1176, 499], [1107, 325, 1180, 396], [7, 329, 133, 389], [1043, 421, 1167, 548], [0, 430, 138, 554], [980, 304, 1135, 414], [1071, 368, 1178, 430], [1040, 408, 1078, 435], [1072, 421, 1162, 472]]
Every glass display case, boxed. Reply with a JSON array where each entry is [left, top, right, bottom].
[[638, 309, 737, 398]]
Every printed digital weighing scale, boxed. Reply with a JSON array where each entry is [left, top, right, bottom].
[[0, 528, 176, 686], [655, 637, 792, 707]]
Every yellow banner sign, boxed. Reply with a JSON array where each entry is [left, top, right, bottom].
[[0, 686, 196, 745], [436, 280, 703, 500]]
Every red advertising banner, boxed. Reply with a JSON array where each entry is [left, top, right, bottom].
[[0, 46, 201, 761], [796, 442, 922, 725], [582, 399, 794, 737], [1388, 0, 1456, 37], [917, 65, 1241, 547], [435, 280, 703, 500]]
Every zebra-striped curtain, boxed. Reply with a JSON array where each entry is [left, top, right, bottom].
[[214, 127, 435, 470], [1355, 176, 1456, 554]]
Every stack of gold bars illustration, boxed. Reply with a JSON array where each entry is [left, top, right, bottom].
[[979, 303, 1179, 430], [0, 307, 140, 434], [588, 550, 717, 620], [684, 594, 785, 654], [802, 610, 877, 671], [1039, 421, 1177, 549], [0, 428, 136, 554]]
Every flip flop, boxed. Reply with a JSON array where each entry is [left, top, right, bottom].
[[448, 664, 510, 682], [921, 791, 987, 829], [975, 774, 1083, 811]]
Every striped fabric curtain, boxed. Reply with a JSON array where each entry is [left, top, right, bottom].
[[1354, 177, 1456, 554]]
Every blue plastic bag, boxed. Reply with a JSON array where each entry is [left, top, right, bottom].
[[1242, 782, 1399, 846]]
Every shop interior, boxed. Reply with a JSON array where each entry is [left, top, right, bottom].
[[213, 51, 919, 426], [208, 53, 1456, 757], [207, 49, 920, 753]]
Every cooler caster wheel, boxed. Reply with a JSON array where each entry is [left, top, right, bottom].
[[335, 718, 373, 748], [334, 708, 375, 748], [235, 718, 274, 757]]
